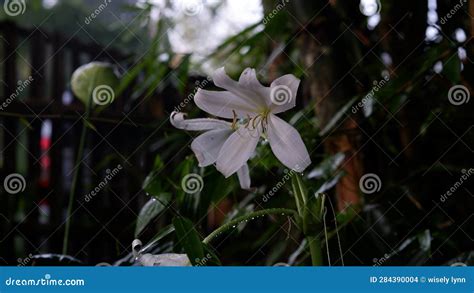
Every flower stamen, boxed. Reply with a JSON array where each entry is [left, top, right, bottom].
[[231, 110, 238, 130]]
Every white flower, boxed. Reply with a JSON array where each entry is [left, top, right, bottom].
[[170, 112, 251, 189], [138, 253, 191, 266], [194, 67, 311, 176]]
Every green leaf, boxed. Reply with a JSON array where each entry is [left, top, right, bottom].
[[319, 97, 358, 135], [173, 217, 205, 266], [291, 173, 307, 217], [141, 225, 175, 252], [135, 197, 169, 237], [84, 119, 97, 132], [302, 193, 325, 236], [175, 55, 191, 95], [142, 170, 170, 199], [71, 62, 120, 108], [153, 155, 165, 169], [116, 60, 147, 96], [19, 117, 33, 130], [443, 55, 461, 84]]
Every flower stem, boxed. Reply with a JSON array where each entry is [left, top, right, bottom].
[[307, 236, 323, 266], [62, 104, 91, 255], [203, 208, 297, 245]]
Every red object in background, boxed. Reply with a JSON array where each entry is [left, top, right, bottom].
[[38, 120, 52, 188]]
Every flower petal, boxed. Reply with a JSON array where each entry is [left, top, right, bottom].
[[212, 67, 267, 110], [216, 127, 260, 177], [269, 74, 300, 114], [237, 164, 251, 190], [194, 89, 257, 119], [238, 68, 271, 104], [138, 253, 190, 266], [170, 112, 231, 131], [191, 129, 233, 167], [267, 114, 311, 172]]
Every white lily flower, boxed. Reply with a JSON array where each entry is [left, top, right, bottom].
[[194, 67, 311, 176], [170, 112, 251, 189]]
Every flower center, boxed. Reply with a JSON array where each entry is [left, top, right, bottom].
[[231, 109, 269, 133]]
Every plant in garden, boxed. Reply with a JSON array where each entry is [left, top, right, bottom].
[[170, 112, 251, 189], [64, 62, 120, 254], [170, 67, 328, 265], [172, 67, 311, 182]]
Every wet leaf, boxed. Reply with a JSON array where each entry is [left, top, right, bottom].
[[173, 217, 205, 265], [135, 197, 169, 237], [71, 62, 119, 108]]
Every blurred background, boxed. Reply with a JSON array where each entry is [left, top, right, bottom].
[[0, 0, 473, 266]]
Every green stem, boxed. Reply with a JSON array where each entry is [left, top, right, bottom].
[[62, 104, 91, 255], [203, 208, 297, 245], [307, 236, 323, 266]]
